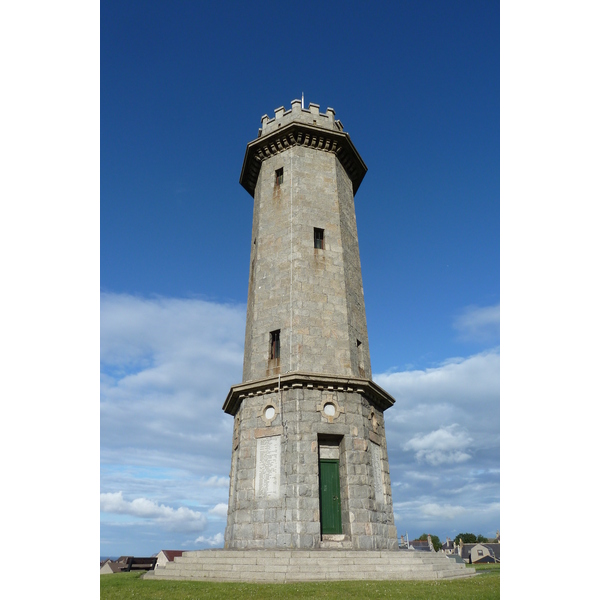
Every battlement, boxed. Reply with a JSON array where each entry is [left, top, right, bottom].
[[258, 100, 344, 137], [241, 100, 366, 197]]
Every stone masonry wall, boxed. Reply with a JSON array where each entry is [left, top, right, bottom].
[[336, 158, 372, 379], [231, 103, 397, 552], [224, 385, 397, 550], [241, 145, 370, 382]]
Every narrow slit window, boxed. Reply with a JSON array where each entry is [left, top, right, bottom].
[[314, 227, 324, 249], [270, 330, 280, 360], [275, 168, 284, 186]]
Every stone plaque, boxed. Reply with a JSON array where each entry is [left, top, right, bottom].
[[370, 440, 385, 504], [229, 449, 238, 506], [255, 435, 281, 499]]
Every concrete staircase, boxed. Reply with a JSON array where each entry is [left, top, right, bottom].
[[142, 549, 477, 582]]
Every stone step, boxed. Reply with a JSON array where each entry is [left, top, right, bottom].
[[143, 549, 476, 582], [174, 553, 466, 563]]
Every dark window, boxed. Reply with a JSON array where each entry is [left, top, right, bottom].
[[275, 168, 283, 186], [357, 339, 362, 347], [314, 227, 324, 249], [477, 550, 484, 556], [270, 330, 280, 360]]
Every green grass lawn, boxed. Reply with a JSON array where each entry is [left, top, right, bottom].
[[100, 567, 499, 600]]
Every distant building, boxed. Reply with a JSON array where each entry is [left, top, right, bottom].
[[100, 560, 123, 574], [461, 542, 500, 563], [155, 550, 186, 567], [408, 535, 434, 552]]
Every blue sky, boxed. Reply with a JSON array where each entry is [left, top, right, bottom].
[[100, 0, 499, 556]]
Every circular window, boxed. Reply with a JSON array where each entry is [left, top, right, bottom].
[[264, 406, 275, 420], [323, 403, 336, 417]]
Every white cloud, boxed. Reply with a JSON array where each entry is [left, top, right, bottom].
[[195, 532, 224, 546], [376, 348, 499, 411], [453, 304, 499, 342], [100, 491, 207, 533], [404, 424, 472, 465], [101, 293, 245, 475], [375, 349, 499, 538], [420, 503, 468, 520], [208, 503, 229, 518], [202, 477, 230, 488], [101, 293, 245, 552]]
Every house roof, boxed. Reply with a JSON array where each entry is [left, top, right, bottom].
[[159, 550, 186, 562], [100, 562, 124, 573], [473, 554, 500, 564], [461, 543, 501, 561], [409, 540, 432, 552]]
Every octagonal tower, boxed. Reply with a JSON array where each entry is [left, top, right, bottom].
[[223, 100, 398, 550]]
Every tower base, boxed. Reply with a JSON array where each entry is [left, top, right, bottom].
[[222, 373, 398, 551], [142, 549, 477, 582]]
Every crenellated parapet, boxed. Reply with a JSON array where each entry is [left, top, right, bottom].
[[240, 100, 367, 197], [259, 100, 343, 136]]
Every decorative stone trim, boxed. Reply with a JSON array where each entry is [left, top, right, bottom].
[[369, 430, 382, 446], [223, 372, 395, 416], [254, 426, 284, 439], [240, 121, 367, 197], [317, 394, 345, 423], [258, 401, 279, 426], [369, 408, 380, 433], [233, 412, 241, 450]]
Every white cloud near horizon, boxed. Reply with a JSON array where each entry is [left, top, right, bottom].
[[100, 491, 208, 533], [195, 532, 224, 546], [452, 304, 499, 342], [375, 348, 499, 537], [101, 293, 244, 552]]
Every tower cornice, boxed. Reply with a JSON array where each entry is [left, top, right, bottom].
[[240, 121, 368, 197], [223, 371, 395, 416]]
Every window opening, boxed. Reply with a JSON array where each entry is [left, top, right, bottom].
[[314, 227, 324, 249], [270, 330, 281, 360], [275, 168, 284, 186]]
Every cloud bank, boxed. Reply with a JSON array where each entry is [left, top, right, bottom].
[[101, 293, 245, 553], [100, 491, 207, 533], [375, 347, 499, 538]]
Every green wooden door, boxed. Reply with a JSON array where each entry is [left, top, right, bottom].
[[319, 459, 342, 534]]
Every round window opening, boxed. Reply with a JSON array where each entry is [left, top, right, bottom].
[[264, 406, 275, 420], [323, 403, 336, 417]]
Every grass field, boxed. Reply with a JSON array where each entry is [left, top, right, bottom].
[[100, 565, 499, 599]]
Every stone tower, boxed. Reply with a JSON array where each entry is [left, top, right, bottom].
[[223, 100, 398, 551]]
